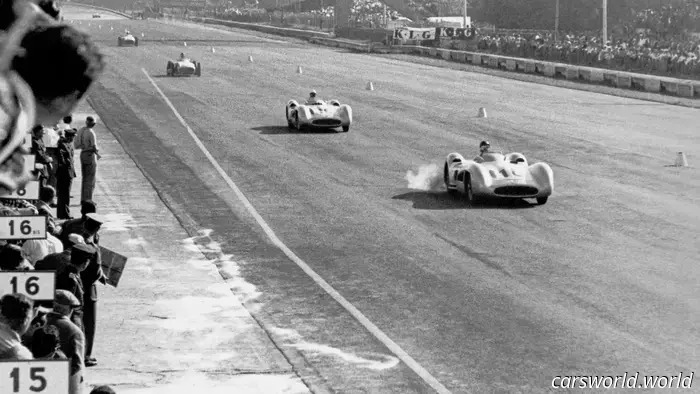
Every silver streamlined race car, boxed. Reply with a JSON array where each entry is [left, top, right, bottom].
[[444, 151, 553, 205], [92, 14, 101, 18], [285, 99, 352, 132], [117, 34, 138, 47], [166, 58, 202, 77]]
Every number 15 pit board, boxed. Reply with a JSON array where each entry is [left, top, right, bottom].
[[0, 360, 69, 394]]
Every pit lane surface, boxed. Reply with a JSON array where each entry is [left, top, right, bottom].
[[68, 8, 700, 392]]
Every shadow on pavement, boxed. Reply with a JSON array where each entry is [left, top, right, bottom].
[[392, 190, 536, 210], [253, 125, 343, 135]]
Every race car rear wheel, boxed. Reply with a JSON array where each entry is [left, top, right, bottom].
[[342, 125, 349, 132], [195, 63, 202, 77], [536, 196, 548, 205]]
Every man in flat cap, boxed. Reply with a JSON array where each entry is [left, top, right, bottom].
[[47, 290, 85, 394], [56, 127, 78, 219]]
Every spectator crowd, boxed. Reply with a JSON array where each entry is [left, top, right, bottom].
[[0, 0, 118, 393], [475, 32, 700, 80]]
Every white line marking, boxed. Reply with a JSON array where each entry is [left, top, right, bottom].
[[141, 68, 452, 394]]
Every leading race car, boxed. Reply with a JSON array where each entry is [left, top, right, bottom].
[[285, 99, 352, 132], [444, 151, 553, 205], [92, 13, 101, 18], [166, 57, 202, 77], [117, 33, 138, 47]]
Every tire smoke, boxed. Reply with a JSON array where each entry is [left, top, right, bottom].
[[405, 163, 442, 191]]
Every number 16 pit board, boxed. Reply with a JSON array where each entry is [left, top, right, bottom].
[[0, 216, 47, 240], [0, 360, 69, 394], [0, 271, 56, 301]]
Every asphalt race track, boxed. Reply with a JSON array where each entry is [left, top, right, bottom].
[[66, 7, 700, 393]]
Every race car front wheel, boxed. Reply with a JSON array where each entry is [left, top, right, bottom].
[[293, 113, 302, 131], [464, 175, 476, 204]]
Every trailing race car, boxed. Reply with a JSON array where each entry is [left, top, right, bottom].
[[92, 13, 101, 18], [285, 99, 352, 132], [166, 57, 201, 77], [443, 151, 553, 205], [117, 33, 138, 47]]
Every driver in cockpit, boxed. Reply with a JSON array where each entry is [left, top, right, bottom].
[[125, 29, 131, 36], [474, 140, 491, 163], [179, 52, 187, 61], [479, 140, 491, 156], [306, 90, 319, 105]]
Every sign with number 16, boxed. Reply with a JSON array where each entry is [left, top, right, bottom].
[[0, 360, 69, 394], [0, 216, 47, 240], [0, 272, 56, 301]]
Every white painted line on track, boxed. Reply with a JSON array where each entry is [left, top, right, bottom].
[[141, 68, 452, 394]]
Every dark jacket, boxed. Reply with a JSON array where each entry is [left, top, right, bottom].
[[31, 136, 51, 179], [57, 138, 76, 178]]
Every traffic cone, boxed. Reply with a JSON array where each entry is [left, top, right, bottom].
[[183, 42, 187, 46], [674, 152, 689, 167], [211, 47, 215, 53], [477, 107, 488, 118], [297, 66, 303, 74], [248, 55, 253, 62], [366, 81, 374, 91], [141, 32, 145, 37]]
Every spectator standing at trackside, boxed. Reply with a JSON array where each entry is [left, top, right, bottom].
[[46, 290, 86, 394], [57, 128, 78, 219], [0, 293, 35, 360], [43, 125, 61, 190], [31, 125, 53, 187], [73, 213, 107, 367], [74, 116, 101, 204], [35, 185, 60, 235]]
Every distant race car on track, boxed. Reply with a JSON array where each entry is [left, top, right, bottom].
[[443, 151, 553, 205], [285, 99, 352, 132], [92, 14, 101, 18], [166, 57, 201, 77], [117, 33, 138, 47]]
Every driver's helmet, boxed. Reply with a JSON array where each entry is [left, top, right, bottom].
[[309, 90, 317, 99], [479, 140, 491, 154], [179, 52, 185, 59], [125, 30, 130, 35]]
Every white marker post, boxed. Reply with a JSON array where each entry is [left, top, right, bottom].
[[0, 360, 69, 394], [0, 271, 56, 301], [0, 180, 40, 200], [0, 215, 47, 240]]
